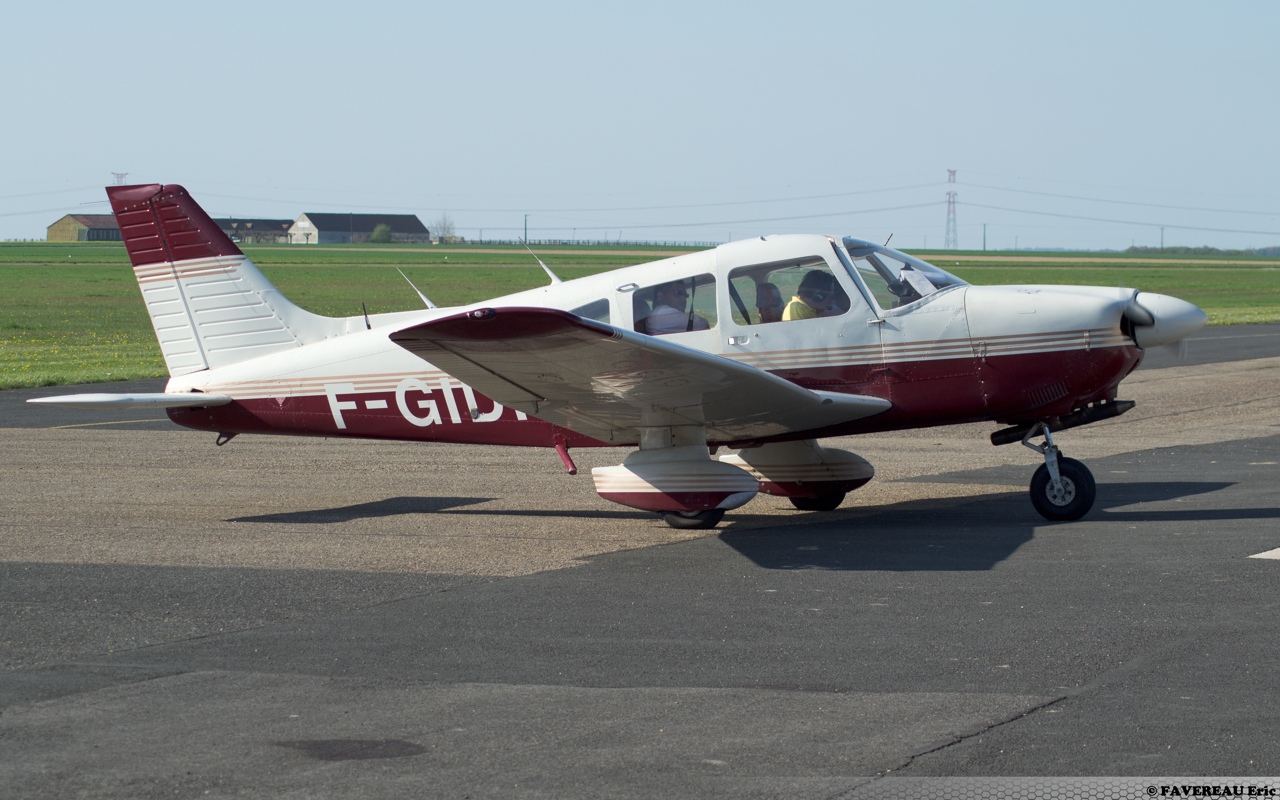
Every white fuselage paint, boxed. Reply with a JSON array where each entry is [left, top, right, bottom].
[[160, 236, 1156, 421]]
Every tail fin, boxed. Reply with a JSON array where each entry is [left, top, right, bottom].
[[107, 184, 342, 377]]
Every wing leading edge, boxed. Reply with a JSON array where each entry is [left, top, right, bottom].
[[389, 307, 890, 444]]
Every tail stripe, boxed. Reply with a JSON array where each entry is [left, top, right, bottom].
[[106, 184, 339, 377], [109, 184, 241, 268]]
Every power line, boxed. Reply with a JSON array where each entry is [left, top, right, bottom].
[[965, 181, 1280, 217], [547, 201, 945, 232], [456, 201, 945, 234], [200, 182, 943, 216], [962, 201, 1280, 237], [534, 182, 942, 213], [944, 170, 958, 249], [963, 169, 1254, 200], [0, 201, 109, 219], [0, 186, 102, 201]]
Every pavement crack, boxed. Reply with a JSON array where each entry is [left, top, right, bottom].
[[828, 695, 1068, 798], [829, 636, 1202, 797]]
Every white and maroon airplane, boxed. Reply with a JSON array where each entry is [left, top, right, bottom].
[[32, 184, 1207, 528]]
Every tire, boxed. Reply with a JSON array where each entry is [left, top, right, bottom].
[[661, 508, 726, 529], [789, 493, 847, 512], [1029, 456, 1096, 521]]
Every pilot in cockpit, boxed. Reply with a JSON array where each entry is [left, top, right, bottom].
[[782, 270, 837, 321], [646, 280, 710, 334]]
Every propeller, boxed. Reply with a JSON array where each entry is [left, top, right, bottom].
[[1119, 288, 1207, 349], [1120, 288, 1154, 327]]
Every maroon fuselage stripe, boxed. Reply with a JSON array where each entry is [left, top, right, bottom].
[[167, 344, 1144, 447]]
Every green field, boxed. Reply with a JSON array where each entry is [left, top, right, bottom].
[[3, 242, 1279, 389]]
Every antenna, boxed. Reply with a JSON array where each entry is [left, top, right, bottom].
[[944, 169, 958, 249], [521, 239, 562, 285], [396, 268, 437, 309]]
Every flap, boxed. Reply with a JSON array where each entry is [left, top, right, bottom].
[[389, 307, 890, 444]]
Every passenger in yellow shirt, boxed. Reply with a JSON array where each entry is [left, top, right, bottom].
[[782, 270, 837, 321]]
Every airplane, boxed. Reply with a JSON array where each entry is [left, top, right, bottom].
[[30, 183, 1208, 529]]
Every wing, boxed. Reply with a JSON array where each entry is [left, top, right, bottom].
[[27, 393, 233, 409], [389, 307, 890, 444]]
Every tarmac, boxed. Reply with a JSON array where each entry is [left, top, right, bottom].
[[2, 324, 1279, 798]]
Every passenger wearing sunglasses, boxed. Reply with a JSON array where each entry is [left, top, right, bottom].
[[646, 280, 710, 334], [782, 270, 837, 321]]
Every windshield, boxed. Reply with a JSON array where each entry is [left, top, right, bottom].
[[840, 237, 967, 309]]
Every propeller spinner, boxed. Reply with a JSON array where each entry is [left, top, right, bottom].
[[1123, 291, 1207, 348]]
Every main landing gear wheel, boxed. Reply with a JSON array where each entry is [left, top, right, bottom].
[[661, 508, 726, 529], [789, 492, 847, 512]]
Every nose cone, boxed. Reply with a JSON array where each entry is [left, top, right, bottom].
[[1130, 292, 1207, 348]]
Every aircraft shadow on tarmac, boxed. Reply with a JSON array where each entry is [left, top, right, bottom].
[[223, 479, 1255, 550], [718, 479, 1244, 572], [227, 496, 655, 524], [227, 496, 495, 524], [1100, 480, 1234, 505], [1093, 479, 1280, 523]]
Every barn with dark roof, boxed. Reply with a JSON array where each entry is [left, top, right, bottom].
[[46, 214, 121, 242], [289, 213, 430, 244], [216, 218, 293, 244]]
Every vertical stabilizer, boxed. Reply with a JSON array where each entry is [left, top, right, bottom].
[[107, 184, 340, 377]]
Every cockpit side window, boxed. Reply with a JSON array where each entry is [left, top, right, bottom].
[[840, 238, 967, 310], [728, 257, 860, 325], [635, 273, 717, 335], [849, 255, 909, 309]]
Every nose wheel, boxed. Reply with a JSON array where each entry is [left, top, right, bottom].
[[789, 492, 847, 512], [1023, 424, 1096, 521], [662, 508, 726, 529]]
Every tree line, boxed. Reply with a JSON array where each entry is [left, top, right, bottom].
[[1124, 245, 1280, 257]]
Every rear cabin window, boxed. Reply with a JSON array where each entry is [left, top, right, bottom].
[[570, 298, 610, 324], [634, 273, 717, 335], [727, 258, 855, 325]]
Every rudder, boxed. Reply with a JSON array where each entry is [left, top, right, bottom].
[[107, 184, 340, 376]]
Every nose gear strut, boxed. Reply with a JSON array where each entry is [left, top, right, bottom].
[[1021, 423, 1097, 521]]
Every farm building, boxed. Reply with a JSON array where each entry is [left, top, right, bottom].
[[216, 218, 293, 244], [289, 213, 430, 244], [46, 214, 121, 242]]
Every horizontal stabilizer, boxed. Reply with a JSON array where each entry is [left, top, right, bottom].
[[390, 307, 890, 444], [27, 393, 233, 410]]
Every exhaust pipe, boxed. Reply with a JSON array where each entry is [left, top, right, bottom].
[[991, 399, 1136, 446]]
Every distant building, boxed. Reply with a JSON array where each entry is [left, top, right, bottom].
[[216, 218, 293, 244], [289, 213, 430, 244], [47, 214, 121, 242]]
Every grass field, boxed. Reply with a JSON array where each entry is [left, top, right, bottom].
[[3, 241, 1279, 389]]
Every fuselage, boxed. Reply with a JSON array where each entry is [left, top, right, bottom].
[[164, 234, 1193, 448]]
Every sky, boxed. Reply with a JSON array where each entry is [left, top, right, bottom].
[[2, 1, 1277, 251]]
